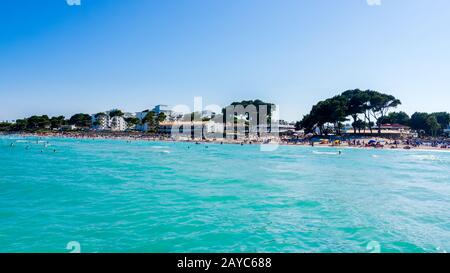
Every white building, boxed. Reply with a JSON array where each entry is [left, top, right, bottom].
[[135, 105, 176, 131], [277, 122, 296, 134], [204, 120, 224, 134], [201, 110, 216, 120], [123, 112, 136, 119], [152, 105, 173, 116], [110, 116, 128, 131], [60, 125, 77, 131], [92, 114, 110, 131], [92, 112, 129, 131], [158, 121, 224, 138]]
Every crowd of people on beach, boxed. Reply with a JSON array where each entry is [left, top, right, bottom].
[[282, 135, 450, 151], [2, 130, 450, 152]]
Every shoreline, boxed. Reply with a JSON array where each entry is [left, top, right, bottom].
[[2, 131, 449, 153]]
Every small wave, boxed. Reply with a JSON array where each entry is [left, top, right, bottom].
[[371, 155, 380, 158], [151, 146, 169, 149], [15, 140, 29, 143], [313, 151, 340, 155], [411, 154, 439, 161]]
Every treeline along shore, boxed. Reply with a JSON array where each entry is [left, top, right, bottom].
[[1, 91, 450, 151]]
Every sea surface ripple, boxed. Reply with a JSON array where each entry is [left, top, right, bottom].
[[0, 136, 449, 253]]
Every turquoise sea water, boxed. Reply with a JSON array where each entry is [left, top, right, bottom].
[[0, 136, 449, 253]]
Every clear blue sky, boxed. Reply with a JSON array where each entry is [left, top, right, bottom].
[[1, 0, 449, 121]]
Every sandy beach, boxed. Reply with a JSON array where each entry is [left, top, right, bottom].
[[2, 131, 449, 152]]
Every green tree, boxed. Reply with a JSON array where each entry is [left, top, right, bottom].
[[155, 112, 167, 133], [367, 91, 401, 134], [378, 111, 410, 126], [342, 89, 369, 134], [225, 100, 275, 124], [50, 116, 67, 129], [93, 113, 108, 127], [11, 119, 28, 131], [69, 113, 92, 128], [157, 112, 167, 123], [94, 112, 108, 118], [26, 115, 50, 130], [0, 122, 12, 131], [297, 89, 401, 136], [297, 96, 347, 135], [352, 120, 367, 133], [142, 111, 156, 132], [124, 117, 139, 127], [431, 112, 450, 134], [109, 109, 124, 118], [410, 112, 429, 134], [427, 115, 440, 137], [409, 112, 449, 136]]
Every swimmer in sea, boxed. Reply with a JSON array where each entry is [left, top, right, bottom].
[[338, 150, 342, 155]]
